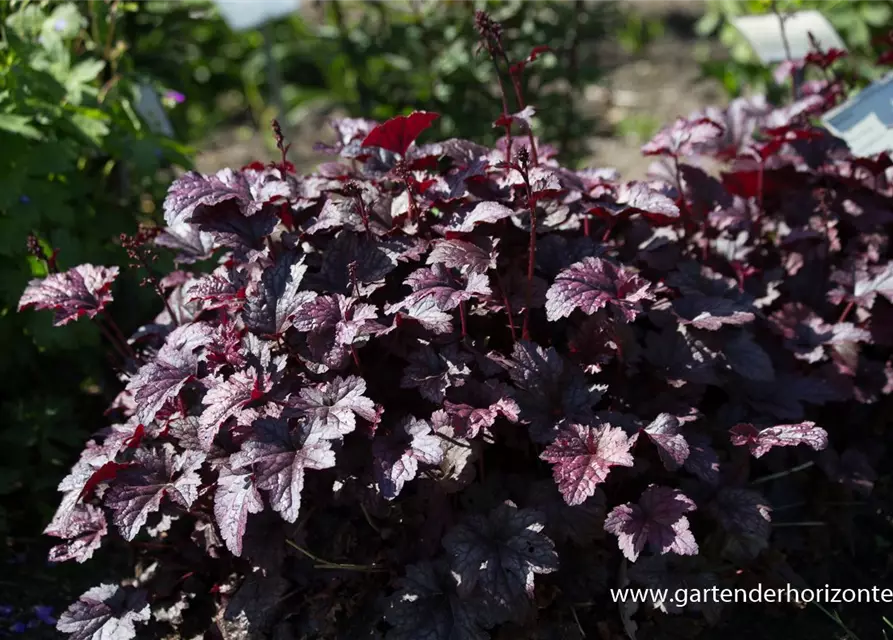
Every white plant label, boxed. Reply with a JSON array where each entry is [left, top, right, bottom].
[[731, 10, 845, 64], [213, 0, 299, 32], [823, 73, 893, 157]]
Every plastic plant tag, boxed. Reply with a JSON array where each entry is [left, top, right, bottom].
[[731, 10, 845, 64], [823, 73, 893, 157], [213, 0, 298, 32], [134, 83, 174, 137]]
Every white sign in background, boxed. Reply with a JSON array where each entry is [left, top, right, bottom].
[[731, 10, 846, 64], [822, 73, 893, 157], [212, 0, 299, 32]]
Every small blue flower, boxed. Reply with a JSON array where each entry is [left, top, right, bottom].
[[0, 605, 12, 617], [19, 195, 30, 204], [33, 606, 55, 626], [9, 622, 25, 633], [53, 18, 67, 32]]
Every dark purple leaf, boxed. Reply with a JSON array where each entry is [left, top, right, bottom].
[[292, 294, 386, 370], [449, 201, 516, 233], [401, 344, 472, 403], [427, 238, 496, 276], [373, 417, 443, 499], [527, 480, 606, 545], [541, 423, 635, 506], [615, 181, 680, 219], [163, 168, 289, 227], [154, 221, 216, 264], [57, 584, 149, 640], [673, 296, 755, 330], [127, 349, 199, 426], [641, 117, 724, 158], [441, 390, 519, 440], [710, 488, 772, 539], [400, 264, 491, 312], [507, 341, 602, 442], [46, 503, 107, 564], [545, 257, 652, 322], [19, 264, 118, 326], [385, 560, 489, 640], [722, 332, 775, 381], [729, 421, 828, 458], [231, 418, 335, 522], [198, 371, 257, 450], [291, 375, 376, 440], [684, 433, 720, 484], [242, 253, 316, 336], [214, 464, 264, 556], [635, 413, 690, 471], [442, 501, 558, 618], [604, 485, 699, 562], [105, 444, 204, 540], [307, 232, 395, 296]]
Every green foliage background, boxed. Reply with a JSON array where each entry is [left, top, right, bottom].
[[0, 0, 190, 536]]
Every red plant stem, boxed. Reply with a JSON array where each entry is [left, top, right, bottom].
[[403, 178, 420, 223], [495, 272, 517, 342], [601, 220, 614, 243], [583, 215, 590, 237], [458, 300, 468, 338], [354, 194, 372, 238], [350, 345, 362, 370], [522, 183, 537, 340], [96, 318, 132, 364], [504, 61, 539, 166], [673, 156, 692, 243], [481, 40, 513, 163], [756, 159, 765, 228], [838, 300, 855, 324], [105, 315, 136, 359]]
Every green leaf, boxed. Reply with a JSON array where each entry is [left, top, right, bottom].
[[68, 58, 106, 86], [0, 114, 43, 140], [70, 109, 110, 145]]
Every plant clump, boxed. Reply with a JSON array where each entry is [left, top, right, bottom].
[[20, 15, 893, 640]]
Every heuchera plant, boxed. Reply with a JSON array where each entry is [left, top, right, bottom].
[[20, 15, 893, 640]]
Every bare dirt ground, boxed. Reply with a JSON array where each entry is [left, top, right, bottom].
[[195, 1, 726, 180]]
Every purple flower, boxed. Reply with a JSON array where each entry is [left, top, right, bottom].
[[33, 606, 55, 625], [164, 90, 186, 104], [19, 195, 30, 204], [9, 622, 25, 633], [0, 605, 12, 617]]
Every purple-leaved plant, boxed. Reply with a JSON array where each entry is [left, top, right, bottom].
[[19, 16, 893, 639]]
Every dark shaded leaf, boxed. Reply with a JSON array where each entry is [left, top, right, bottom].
[[57, 584, 150, 640], [604, 485, 698, 562], [373, 417, 443, 499], [541, 423, 635, 506], [19, 264, 118, 326], [443, 501, 558, 619], [545, 257, 652, 322], [729, 421, 828, 458]]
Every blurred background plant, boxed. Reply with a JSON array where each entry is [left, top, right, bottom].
[[696, 0, 893, 98], [128, 0, 656, 167], [0, 0, 191, 538]]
